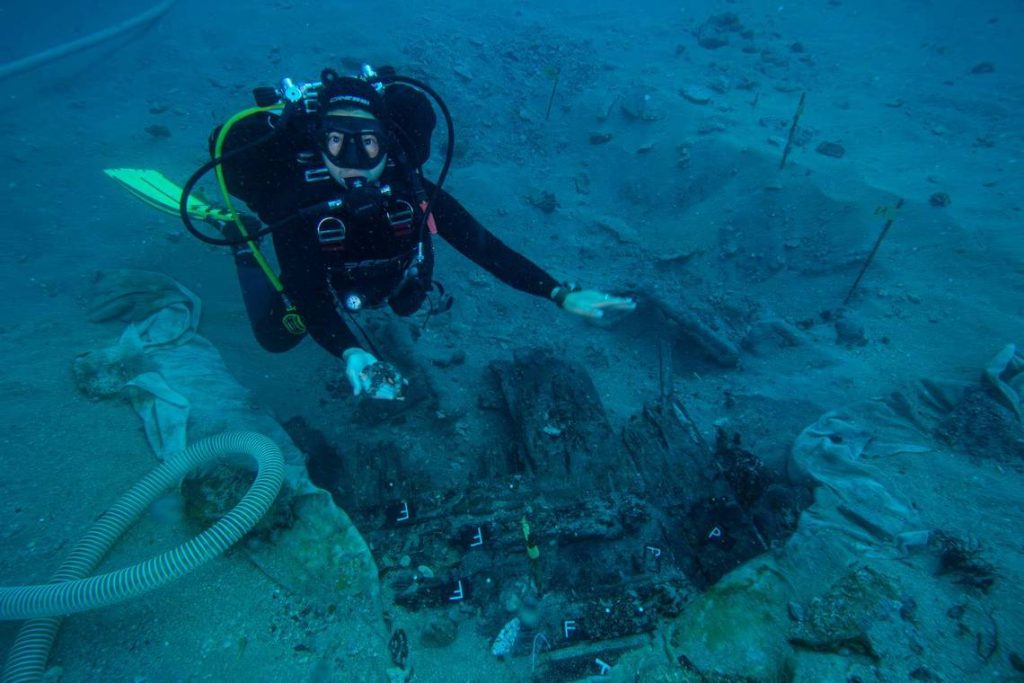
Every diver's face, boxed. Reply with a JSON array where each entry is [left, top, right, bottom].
[[320, 108, 387, 185], [324, 131, 381, 167]]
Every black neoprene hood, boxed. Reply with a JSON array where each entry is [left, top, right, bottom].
[[316, 69, 388, 120]]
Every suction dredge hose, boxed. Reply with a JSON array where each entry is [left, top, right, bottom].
[[1, 432, 285, 683]]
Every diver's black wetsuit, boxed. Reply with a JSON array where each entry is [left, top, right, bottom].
[[216, 112, 558, 357]]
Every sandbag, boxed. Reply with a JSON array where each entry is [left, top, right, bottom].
[[653, 345, 1022, 681], [75, 269, 380, 607]]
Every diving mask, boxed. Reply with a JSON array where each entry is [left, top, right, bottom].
[[319, 115, 388, 170]]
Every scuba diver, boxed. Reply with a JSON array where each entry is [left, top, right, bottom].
[[183, 65, 636, 399]]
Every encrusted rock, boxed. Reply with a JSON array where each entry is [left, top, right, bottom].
[[145, 124, 172, 139], [680, 84, 714, 104], [620, 89, 666, 122], [835, 317, 867, 347], [696, 12, 745, 50], [421, 617, 458, 648], [815, 141, 845, 158], [789, 566, 899, 660], [526, 190, 559, 213]]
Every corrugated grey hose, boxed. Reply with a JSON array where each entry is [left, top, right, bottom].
[[1, 432, 285, 683]]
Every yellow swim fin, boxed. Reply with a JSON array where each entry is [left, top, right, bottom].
[[104, 168, 232, 222]]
